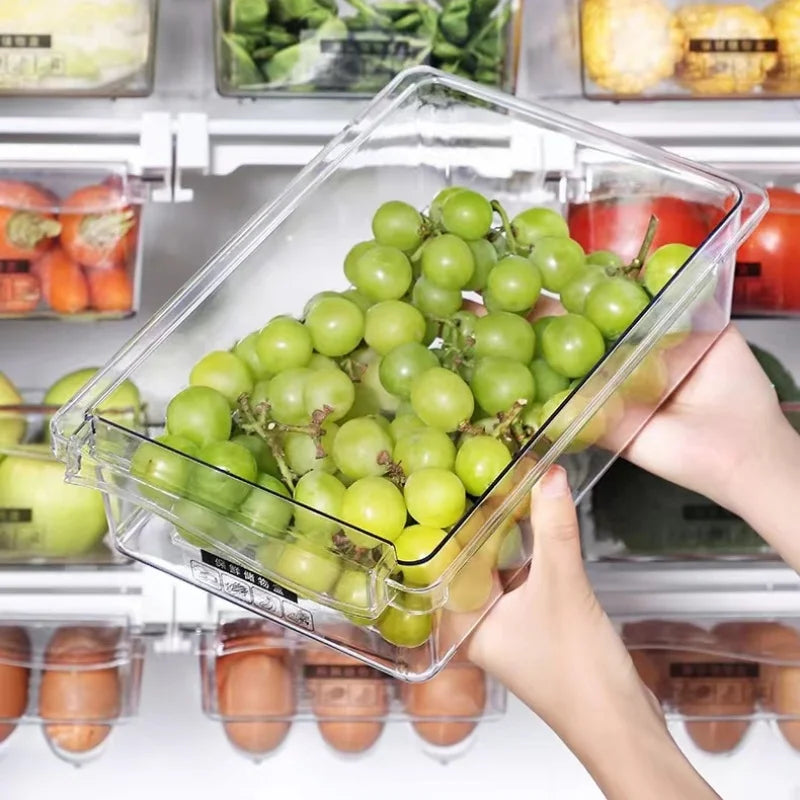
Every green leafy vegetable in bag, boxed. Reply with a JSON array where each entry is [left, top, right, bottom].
[[228, 0, 269, 33]]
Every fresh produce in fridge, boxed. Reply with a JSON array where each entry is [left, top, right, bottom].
[[580, 0, 685, 94], [675, 4, 778, 95], [0, 181, 60, 260], [35, 248, 90, 314], [0, 372, 25, 448], [39, 627, 121, 755], [0, 627, 30, 745], [0, 0, 152, 94], [218, 0, 515, 94], [765, 0, 800, 92], [86, 267, 135, 313], [130, 186, 701, 649]]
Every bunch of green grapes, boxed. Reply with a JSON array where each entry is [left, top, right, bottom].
[[131, 187, 694, 649]]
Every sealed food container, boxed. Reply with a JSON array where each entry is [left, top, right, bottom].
[[580, 0, 800, 99], [51, 68, 766, 680], [733, 186, 800, 315], [624, 617, 800, 754], [585, 400, 800, 561], [0, 165, 144, 320], [0, 0, 157, 97], [214, 0, 521, 96], [0, 617, 145, 763], [199, 615, 505, 760]]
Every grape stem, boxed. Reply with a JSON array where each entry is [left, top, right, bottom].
[[267, 405, 335, 459], [491, 199, 520, 255], [493, 398, 529, 447], [235, 394, 296, 490], [338, 355, 368, 383], [332, 530, 382, 568], [624, 214, 659, 275], [377, 450, 407, 488]]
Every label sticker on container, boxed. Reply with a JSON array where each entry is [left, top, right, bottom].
[[0, 35, 52, 49], [304, 664, 388, 681], [0, 260, 31, 273], [0, 509, 33, 524], [669, 662, 759, 679], [688, 39, 778, 53], [199, 550, 299, 604], [668, 661, 760, 705]]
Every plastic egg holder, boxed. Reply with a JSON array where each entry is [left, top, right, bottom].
[[0, 617, 145, 764], [51, 69, 766, 679]]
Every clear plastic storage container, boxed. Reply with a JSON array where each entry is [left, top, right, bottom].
[[51, 69, 766, 680], [580, 0, 800, 99], [0, 617, 145, 764], [198, 615, 505, 760], [214, 0, 521, 96], [0, 0, 157, 97], [0, 165, 144, 320], [624, 616, 800, 755]]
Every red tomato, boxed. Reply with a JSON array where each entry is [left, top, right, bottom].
[[567, 196, 720, 263], [735, 187, 800, 313]]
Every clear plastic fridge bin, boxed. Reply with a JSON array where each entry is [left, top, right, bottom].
[[51, 68, 766, 680], [198, 615, 505, 760], [0, 617, 145, 764]]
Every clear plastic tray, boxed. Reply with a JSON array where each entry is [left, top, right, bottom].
[[0, 617, 145, 764], [51, 68, 767, 680], [580, 0, 800, 100], [0, 165, 144, 320], [623, 616, 800, 755], [214, 0, 521, 97], [0, 0, 157, 98], [198, 614, 504, 760]]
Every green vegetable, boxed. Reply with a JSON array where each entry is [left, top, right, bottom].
[[302, 7, 335, 27], [265, 26, 298, 47], [228, 0, 269, 33], [432, 38, 463, 60], [222, 32, 263, 86], [393, 11, 422, 31], [438, 0, 471, 45], [271, 0, 320, 23]]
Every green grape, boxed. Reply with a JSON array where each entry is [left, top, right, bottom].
[[267, 368, 312, 424], [395, 524, 461, 585], [440, 189, 493, 240], [347, 352, 402, 417], [473, 311, 535, 364], [234, 332, 271, 381], [455, 435, 512, 496], [520, 401, 542, 431], [539, 389, 606, 452], [364, 300, 426, 355], [378, 342, 438, 399], [354, 245, 413, 301], [560, 266, 607, 314], [532, 315, 556, 358], [411, 277, 463, 317], [303, 290, 340, 318], [584, 277, 650, 340], [393, 427, 456, 475], [420, 234, 475, 290], [429, 185, 466, 225], [643, 243, 694, 296], [410, 367, 474, 432], [190, 350, 253, 408], [404, 468, 466, 529], [173, 498, 233, 548], [377, 601, 432, 648], [261, 541, 341, 595], [256, 317, 313, 373], [541, 314, 606, 379], [131, 434, 198, 502], [368, 413, 393, 437], [528, 236, 586, 293], [344, 240, 375, 284], [485, 255, 542, 312], [587, 250, 623, 269], [284, 420, 338, 476], [333, 570, 374, 625], [235, 473, 292, 544], [445, 309, 479, 347], [293, 471, 346, 539], [303, 368, 355, 421], [187, 440, 258, 511], [340, 476, 407, 546], [389, 413, 426, 442], [465, 238, 498, 292], [619, 347, 669, 405], [341, 288, 373, 313], [230, 433, 280, 477], [250, 379, 270, 408], [529, 358, 570, 404], [332, 417, 393, 480], [372, 200, 423, 252], [304, 296, 365, 357], [511, 206, 569, 247], [470, 357, 535, 415], [293, 469, 347, 539], [307, 353, 339, 371], [166, 386, 231, 447]]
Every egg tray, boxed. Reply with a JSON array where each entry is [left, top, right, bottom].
[[0, 397, 132, 566]]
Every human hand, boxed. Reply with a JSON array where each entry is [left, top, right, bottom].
[[468, 466, 719, 800]]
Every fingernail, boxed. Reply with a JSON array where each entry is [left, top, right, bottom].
[[540, 466, 569, 497]]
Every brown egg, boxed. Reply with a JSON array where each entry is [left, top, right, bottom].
[[39, 626, 122, 754], [216, 634, 294, 757], [305, 648, 388, 754], [404, 663, 487, 747], [0, 627, 31, 745]]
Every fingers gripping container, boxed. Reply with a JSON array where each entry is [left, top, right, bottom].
[[50, 69, 767, 680]]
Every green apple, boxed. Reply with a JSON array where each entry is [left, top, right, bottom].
[[0, 447, 108, 557], [0, 372, 25, 451]]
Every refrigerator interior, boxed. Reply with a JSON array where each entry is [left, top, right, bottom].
[[1, 0, 800, 796]]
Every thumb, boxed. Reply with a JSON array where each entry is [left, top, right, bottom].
[[531, 466, 587, 582]]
